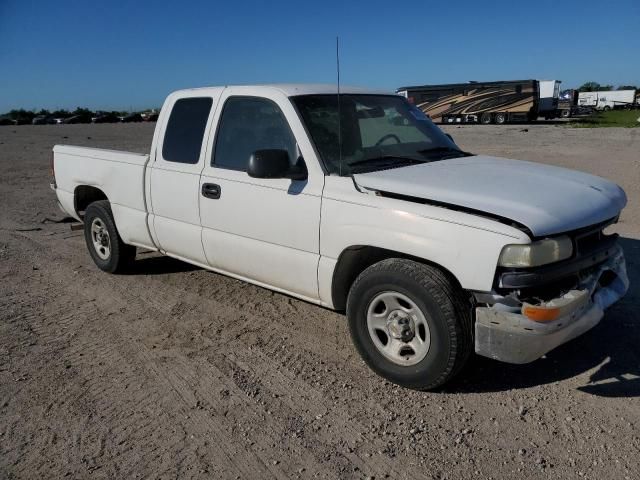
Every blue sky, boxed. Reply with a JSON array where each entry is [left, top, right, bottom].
[[1, 0, 638, 112]]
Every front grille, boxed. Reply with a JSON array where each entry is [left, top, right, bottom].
[[495, 227, 618, 294], [575, 228, 607, 255], [571, 217, 618, 256]]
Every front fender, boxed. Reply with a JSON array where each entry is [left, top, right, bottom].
[[318, 180, 530, 305]]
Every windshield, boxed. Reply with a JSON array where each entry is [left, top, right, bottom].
[[292, 94, 467, 175]]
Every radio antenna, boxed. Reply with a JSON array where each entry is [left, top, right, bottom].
[[336, 36, 343, 176]]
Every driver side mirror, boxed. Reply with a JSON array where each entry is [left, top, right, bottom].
[[247, 149, 307, 181]]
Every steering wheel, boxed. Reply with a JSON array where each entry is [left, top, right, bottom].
[[375, 134, 401, 146]]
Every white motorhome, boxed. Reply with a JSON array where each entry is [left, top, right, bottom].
[[578, 90, 636, 111]]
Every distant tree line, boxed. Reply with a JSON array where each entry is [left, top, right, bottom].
[[577, 82, 638, 92]]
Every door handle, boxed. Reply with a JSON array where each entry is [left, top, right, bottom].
[[201, 183, 221, 199]]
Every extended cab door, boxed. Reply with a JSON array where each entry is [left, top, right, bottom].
[[199, 88, 323, 301], [147, 92, 221, 265]]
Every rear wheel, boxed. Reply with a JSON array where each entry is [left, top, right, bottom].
[[480, 112, 492, 124], [493, 112, 507, 124], [84, 200, 135, 273], [346, 259, 473, 390]]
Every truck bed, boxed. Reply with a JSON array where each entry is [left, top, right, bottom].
[[53, 145, 153, 248], [54, 145, 149, 165]]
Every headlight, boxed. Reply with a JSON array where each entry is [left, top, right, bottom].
[[498, 236, 573, 268]]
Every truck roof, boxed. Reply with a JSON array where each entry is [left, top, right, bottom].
[[170, 83, 392, 97]]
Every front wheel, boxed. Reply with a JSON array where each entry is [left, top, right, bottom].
[[346, 259, 473, 390], [84, 200, 136, 273], [493, 112, 507, 124]]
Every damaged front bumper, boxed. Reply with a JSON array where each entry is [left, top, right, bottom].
[[474, 246, 629, 364]]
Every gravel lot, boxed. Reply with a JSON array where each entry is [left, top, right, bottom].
[[1, 123, 638, 479]]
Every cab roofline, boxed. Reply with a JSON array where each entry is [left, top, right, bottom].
[[171, 83, 393, 97]]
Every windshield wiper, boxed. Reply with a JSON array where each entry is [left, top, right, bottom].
[[417, 146, 469, 159], [348, 155, 426, 169]]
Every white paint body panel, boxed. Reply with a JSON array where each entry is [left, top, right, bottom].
[[147, 87, 224, 265], [198, 171, 321, 299], [317, 176, 530, 301], [353, 155, 627, 237], [52, 145, 155, 249], [52, 83, 627, 310], [198, 86, 324, 299]]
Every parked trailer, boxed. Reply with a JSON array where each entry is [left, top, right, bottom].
[[578, 90, 636, 111], [397, 80, 560, 124]]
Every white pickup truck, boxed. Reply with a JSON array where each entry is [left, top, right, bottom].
[[51, 84, 629, 390]]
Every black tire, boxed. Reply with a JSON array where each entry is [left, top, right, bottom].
[[561, 109, 570, 118], [83, 200, 136, 273], [480, 112, 492, 124], [346, 259, 473, 390], [603, 105, 611, 112], [493, 112, 507, 124]]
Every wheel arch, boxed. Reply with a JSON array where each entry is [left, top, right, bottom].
[[74, 185, 108, 218], [330, 245, 464, 312]]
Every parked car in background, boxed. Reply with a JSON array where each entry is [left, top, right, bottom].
[[92, 112, 120, 123], [0, 117, 16, 126], [120, 113, 143, 123], [32, 116, 57, 125], [63, 114, 91, 124], [143, 112, 159, 122]]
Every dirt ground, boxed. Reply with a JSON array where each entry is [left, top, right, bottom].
[[1, 123, 638, 480]]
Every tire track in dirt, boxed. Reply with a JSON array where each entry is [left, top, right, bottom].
[[3, 224, 425, 478], [1, 233, 279, 479], [64, 252, 416, 477], [2, 231, 339, 478], [4, 225, 478, 478], [59, 249, 391, 477], [0, 229, 563, 478]]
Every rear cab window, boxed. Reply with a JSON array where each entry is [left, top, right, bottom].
[[162, 97, 213, 164]]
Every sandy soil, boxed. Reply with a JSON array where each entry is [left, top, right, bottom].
[[1, 123, 638, 480]]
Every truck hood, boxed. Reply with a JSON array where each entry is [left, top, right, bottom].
[[352, 155, 627, 237]]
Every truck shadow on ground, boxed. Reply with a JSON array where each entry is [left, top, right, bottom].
[[124, 254, 200, 275], [449, 236, 640, 398]]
